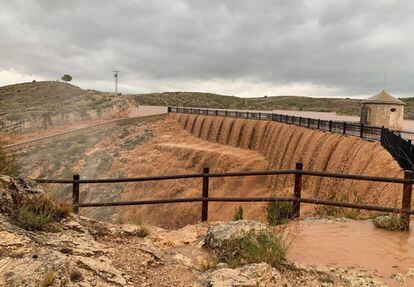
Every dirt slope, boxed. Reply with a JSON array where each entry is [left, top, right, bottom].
[[0, 81, 135, 134]]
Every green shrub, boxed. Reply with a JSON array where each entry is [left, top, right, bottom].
[[13, 196, 71, 231], [218, 231, 289, 268], [266, 201, 294, 226], [373, 215, 404, 231], [233, 206, 244, 221], [14, 205, 52, 231]]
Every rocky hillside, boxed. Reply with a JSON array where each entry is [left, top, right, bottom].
[[0, 81, 135, 134], [0, 176, 394, 286]]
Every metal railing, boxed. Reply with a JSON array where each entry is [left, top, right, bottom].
[[168, 106, 382, 140], [36, 163, 414, 231], [168, 106, 414, 171]]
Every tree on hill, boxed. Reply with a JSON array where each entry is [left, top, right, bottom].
[[61, 74, 72, 83]]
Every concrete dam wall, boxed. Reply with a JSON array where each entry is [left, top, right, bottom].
[[171, 113, 403, 209]]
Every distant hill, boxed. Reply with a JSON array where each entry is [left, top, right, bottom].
[[0, 81, 132, 133], [129, 92, 361, 116], [2, 81, 414, 131], [130, 92, 414, 119]]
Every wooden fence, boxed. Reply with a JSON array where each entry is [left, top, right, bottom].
[[37, 163, 414, 231]]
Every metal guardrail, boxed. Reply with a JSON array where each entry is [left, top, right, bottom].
[[168, 106, 414, 171], [167, 106, 382, 140], [36, 163, 414, 231]]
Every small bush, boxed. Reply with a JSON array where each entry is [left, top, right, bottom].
[[41, 270, 56, 287], [373, 215, 404, 231], [233, 206, 244, 221], [14, 206, 52, 231], [136, 225, 150, 237], [266, 201, 294, 226], [217, 231, 289, 268], [13, 196, 71, 231]]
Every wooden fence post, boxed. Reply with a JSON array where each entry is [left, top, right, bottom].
[[317, 119, 320, 129], [293, 162, 303, 218], [401, 170, 413, 231], [202, 167, 210, 222], [360, 123, 364, 138], [343, 122, 346, 134], [72, 174, 80, 214], [329, 120, 332, 132], [307, 117, 311, 128]]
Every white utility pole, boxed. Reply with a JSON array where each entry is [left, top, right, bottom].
[[113, 71, 120, 94]]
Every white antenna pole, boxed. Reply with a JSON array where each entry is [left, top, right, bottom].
[[113, 71, 120, 94], [383, 68, 387, 91]]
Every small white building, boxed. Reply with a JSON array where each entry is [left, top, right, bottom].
[[360, 90, 405, 131]]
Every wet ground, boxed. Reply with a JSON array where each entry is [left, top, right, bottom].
[[288, 219, 414, 286]]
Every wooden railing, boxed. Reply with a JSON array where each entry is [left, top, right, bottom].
[[37, 163, 414, 231]]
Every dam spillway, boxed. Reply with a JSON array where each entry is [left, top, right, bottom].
[[171, 113, 403, 208]]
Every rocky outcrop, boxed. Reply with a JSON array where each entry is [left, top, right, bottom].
[[205, 263, 281, 287], [0, 175, 44, 213], [204, 220, 270, 249], [0, 177, 394, 286]]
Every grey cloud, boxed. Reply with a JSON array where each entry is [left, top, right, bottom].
[[1, 0, 413, 96]]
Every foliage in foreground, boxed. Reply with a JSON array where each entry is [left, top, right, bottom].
[[0, 142, 20, 176], [372, 215, 404, 231], [233, 206, 244, 221], [216, 231, 290, 268], [266, 201, 294, 226], [13, 196, 71, 231]]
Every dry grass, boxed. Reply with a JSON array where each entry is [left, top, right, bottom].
[[12, 196, 71, 231], [135, 225, 150, 237], [41, 270, 56, 287]]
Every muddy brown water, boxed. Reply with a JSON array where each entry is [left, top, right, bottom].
[[288, 219, 414, 286]]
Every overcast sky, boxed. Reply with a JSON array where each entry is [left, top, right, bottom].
[[1, 0, 413, 98]]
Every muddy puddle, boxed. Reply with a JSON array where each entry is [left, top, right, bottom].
[[288, 219, 414, 286]]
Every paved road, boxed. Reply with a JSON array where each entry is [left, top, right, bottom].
[[5, 106, 167, 149]]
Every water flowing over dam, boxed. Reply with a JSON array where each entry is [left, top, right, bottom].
[[171, 113, 403, 210]]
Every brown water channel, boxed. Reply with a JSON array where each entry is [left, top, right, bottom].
[[288, 219, 414, 286]]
